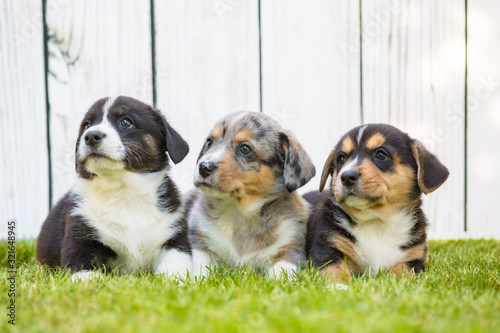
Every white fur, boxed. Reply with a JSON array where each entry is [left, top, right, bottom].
[[198, 148, 226, 166], [357, 125, 367, 145], [102, 96, 117, 115], [77, 100, 126, 163], [72, 170, 185, 274], [338, 155, 359, 184], [341, 210, 415, 274], [155, 249, 192, 279], [191, 249, 213, 278], [189, 198, 301, 270], [71, 270, 103, 282], [327, 283, 349, 291], [267, 261, 298, 280]]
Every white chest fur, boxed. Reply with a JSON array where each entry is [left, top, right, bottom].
[[72, 172, 181, 273], [344, 210, 414, 274]]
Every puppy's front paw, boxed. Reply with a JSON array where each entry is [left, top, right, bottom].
[[326, 283, 349, 291], [267, 261, 298, 280], [71, 270, 103, 282], [154, 249, 192, 280], [191, 249, 213, 279]]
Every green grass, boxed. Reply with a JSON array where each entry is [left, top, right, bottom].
[[1, 240, 499, 333]]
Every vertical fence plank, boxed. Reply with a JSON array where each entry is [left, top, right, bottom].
[[46, 0, 153, 203], [260, 0, 361, 194], [361, 0, 466, 239], [467, 0, 500, 238], [154, 0, 261, 191], [0, 0, 49, 238]]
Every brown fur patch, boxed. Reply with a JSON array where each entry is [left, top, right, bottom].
[[330, 235, 362, 274], [391, 243, 426, 275], [321, 262, 352, 284], [342, 157, 416, 220], [391, 262, 410, 275], [211, 124, 223, 139], [319, 150, 336, 192], [341, 137, 355, 154], [144, 134, 157, 151], [365, 133, 385, 150], [235, 128, 253, 143], [215, 153, 277, 209], [272, 242, 297, 263]]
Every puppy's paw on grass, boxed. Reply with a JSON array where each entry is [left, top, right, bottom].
[[267, 261, 298, 281], [71, 270, 103, 282], [326, 283, 349, 291]]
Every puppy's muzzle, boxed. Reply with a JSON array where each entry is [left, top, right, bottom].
[[84, 130, 106, 147], [340, 170, 360, 187], [199, 161, 217, 178]]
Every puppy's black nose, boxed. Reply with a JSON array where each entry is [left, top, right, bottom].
[[341, 170, 360, 187], [84, 131, 106, 146], [199, 162, 216, 178]]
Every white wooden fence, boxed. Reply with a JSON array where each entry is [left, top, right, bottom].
[[1, 0, 499, 239]]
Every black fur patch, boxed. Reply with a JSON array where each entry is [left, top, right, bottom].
[[305, 192, 357, 268], [157, 175, 181, 213], [37, 192, 117, 271], [162, 217, 192, 255]]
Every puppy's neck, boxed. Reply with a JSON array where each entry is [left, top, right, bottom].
[[204, 190, 293, 224], [77, 169, 169, 200], [343, 199, 421, 226]]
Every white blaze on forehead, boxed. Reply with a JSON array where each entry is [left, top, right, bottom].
[[357, 125, 367, 145], [102, 96, 118, 119], [77, 96, 125, 162]]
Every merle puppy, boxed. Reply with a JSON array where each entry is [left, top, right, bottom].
[[186, 111, 316, 279]]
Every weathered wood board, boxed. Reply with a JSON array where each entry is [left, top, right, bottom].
[[467, 0, 500, 238], [361, 0, 466, 239], [0, 0, 49, 238], [46, 0, 153, 203], [260, 0, 362, 194], [154, 0, 261, 192]]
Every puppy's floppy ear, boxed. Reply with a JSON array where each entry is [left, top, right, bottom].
[[280, 132, 316, 192], [319, 149, 336, 193], [411, 141, 449, 194], [160, 113, 189, 164]]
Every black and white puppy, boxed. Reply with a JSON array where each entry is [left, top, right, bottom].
[[37, 96, 192, 281], [185, 111, 316, 279], [305, 124, 449, 284]]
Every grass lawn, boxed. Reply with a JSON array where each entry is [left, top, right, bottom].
[[0, 240, 499, 333]]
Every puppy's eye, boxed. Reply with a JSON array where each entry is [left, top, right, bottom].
[[239, 144, 252, 155], [206, 137, 213, 148], [375, 149, 389, 161], [337, 153, 346, 166], [83, 121, 91, 130], [120, 117, 133, 128]]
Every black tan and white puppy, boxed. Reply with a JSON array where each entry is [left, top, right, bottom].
[[37, 96, 192, 281], [185, 111, 316, 279], [305, 124, 449, 283]]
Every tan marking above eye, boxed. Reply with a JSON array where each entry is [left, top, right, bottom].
[[235, 128, 254, 144], [144, 134, 157, 149], [365, 133, 386, 150], [341, 137, 354, 155], [211, 124, 223, 139]]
